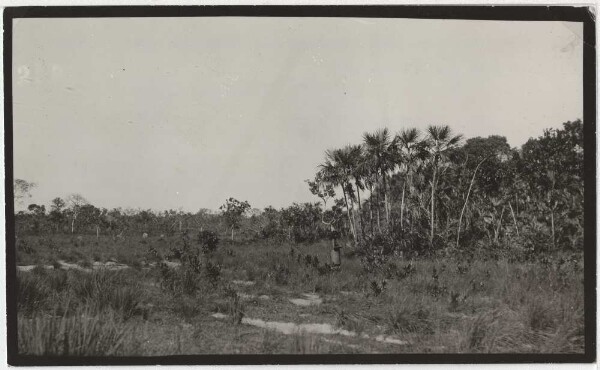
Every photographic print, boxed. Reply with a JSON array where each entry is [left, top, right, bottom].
[[4, 5, 596, 365]]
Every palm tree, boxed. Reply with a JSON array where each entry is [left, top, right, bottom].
[[348, 144, 367, 238], [426, 125, 463, 243], [362, 167, 377, 235], [363, 128, 396, 230], [396, 128, 421, 232], [320, 147, 358, 244]]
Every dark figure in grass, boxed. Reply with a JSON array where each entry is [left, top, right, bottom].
[[330, 225, 341, 270]]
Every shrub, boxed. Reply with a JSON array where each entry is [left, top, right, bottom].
[[463, 310, 507, 352], [198, 230, 219, 254], [172, 295, 202, 320], [159, 263, 200, 296], [204, 260, 222, 286], [269, 263, 290, 285], [370, 279, 387, 297], [386, 306, 433, 335], [147, 246, 162, 262], [224, 286, 244, 325], [17, 238, 35, 254], [317, 263, 334, 276], [359, 233, 400, 272], [384, 261, 416, 280]]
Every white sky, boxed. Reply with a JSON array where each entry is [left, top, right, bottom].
[[12, 17, 583, 211]]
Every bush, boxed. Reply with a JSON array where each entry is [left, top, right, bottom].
[[204, 260, 221, 286], [171, 295, 203, 320], [17, 238, 35, 254], [198, 230, 219, 254], [269, 263, 290, 285], [359, 233, 397, 272], [384, 261, 417, 280], [224, 285, 244, 325], [386, 305, 433, 335], [158, 262, 201, 296]]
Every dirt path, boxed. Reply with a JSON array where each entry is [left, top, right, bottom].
[[17, 260, 131, 272], [211, 311, 409, 346]]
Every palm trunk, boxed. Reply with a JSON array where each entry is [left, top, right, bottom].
[[375, 173, 382, 233], [231, 227, 234, 241], [355, 183, 365, 238], [342, 187, 357, 244], [550, 210, 555, 250], [96, 225, 99, 240], [494, 206, 505, 243], [383, 172, 390, 229], [430, 167, 437, 243], [400, 180, 406, 232], [71, 216, 76, 234], [348, 193, 358, 238], [508, 202, 519, 237], [368, 184, 374, 235], [456, 157, 488, 248]]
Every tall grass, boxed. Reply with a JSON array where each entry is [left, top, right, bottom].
[[18, 308, 140, 355], [18, 269, 146, 319]]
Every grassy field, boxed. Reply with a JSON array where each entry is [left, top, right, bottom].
[[14, 233, 584, 355]]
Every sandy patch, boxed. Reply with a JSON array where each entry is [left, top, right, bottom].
[[232, 280, 256, 286], [211, 313, 409, 346], [289, 293, 323, 306]]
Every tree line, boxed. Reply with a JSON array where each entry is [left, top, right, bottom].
[[14, 189, 328, 243], [307, 119, 583, 257], [15, 119, 583, 258]]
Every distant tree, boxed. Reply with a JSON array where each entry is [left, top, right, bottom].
[[27, 203, 46, 234], [307, 170, 336, 214], [50, 197, 65, 212], [27, 203, 45, 215], [258, 206, 283, 239], [462, 135, 512, 195], [49, 197, 66, 232], [136, 210, 155, 233], [65, 193, 89, 234], [281, 202, 323, 243], [78, 204, 104, 238], [14, 179, 36, 209], [519, 120, 584, 249], [219, 198, 251, 241]]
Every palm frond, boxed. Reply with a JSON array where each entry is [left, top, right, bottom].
[[400, 128, 420, 146]]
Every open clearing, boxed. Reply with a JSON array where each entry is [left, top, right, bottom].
[[15, 234, 584, 355]]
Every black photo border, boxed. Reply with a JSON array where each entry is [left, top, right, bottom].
[[3, 5, 596, 366]]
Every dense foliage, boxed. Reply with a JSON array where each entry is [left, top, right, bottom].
[[307, 119, 584, 260]]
